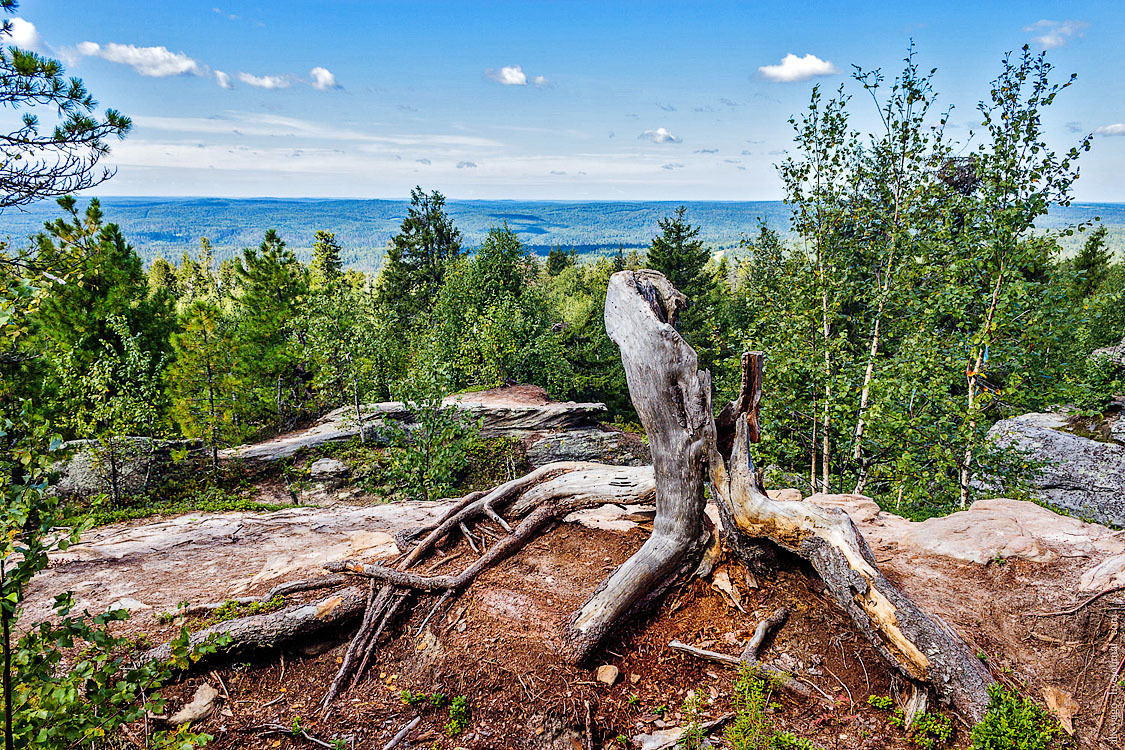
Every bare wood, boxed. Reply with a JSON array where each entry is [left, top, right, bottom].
[[381, 716, 421, 750], [667, 640, 815, 700], [565, 271, 711, 661], [141, 587, 367, 665], [740, 606, 789, 662]]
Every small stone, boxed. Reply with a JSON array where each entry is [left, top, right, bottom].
[[107, 597, 149, 612], [309, 457, 348, 478], [595, 664, 620, 686], [630, 673, 641, 684]]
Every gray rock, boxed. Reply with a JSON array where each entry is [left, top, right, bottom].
[[526, 429, 649, 467], [985, 412, 1125, 527], [224, 390, 608, 463], [309, 457, 348, 478], [1091, 335, 1125, 368], [52, 437, 203, 499]]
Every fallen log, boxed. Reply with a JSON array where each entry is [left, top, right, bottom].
[[141, 587, 367, 664]]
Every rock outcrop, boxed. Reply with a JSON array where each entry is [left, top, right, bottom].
[[223, 385, 607, 463], [52, 437, 203, 499], [984, 412, 1125, 527], [525, 428, 649, 467]]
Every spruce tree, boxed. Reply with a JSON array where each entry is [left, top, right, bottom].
[[647, 206, 712, 302], [310, 229, 344, 288], [377, 187, 462, 323]]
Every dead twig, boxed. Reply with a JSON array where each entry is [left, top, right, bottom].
[[1034, 586, 1125, 618], [380, 716, 421, 750]]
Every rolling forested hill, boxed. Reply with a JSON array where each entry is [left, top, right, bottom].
[[2, 197, 1122, 270]]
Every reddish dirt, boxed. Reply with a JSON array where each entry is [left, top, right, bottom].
[[141, 522, 953, 750], [455, 384, 556, 407]]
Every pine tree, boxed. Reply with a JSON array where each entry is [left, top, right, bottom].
[[167, 300, 240, 467], [1072, 225, 1111, 299], [231, 229, 310, 433], [377, 187, 462, 323], [647, 206, 712, 302], [310, 229, 344, 288]]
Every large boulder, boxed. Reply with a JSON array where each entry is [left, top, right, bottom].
[[526, 428, 649, 467], [983, 412, 1125, 527], [224, 385, 608, 463], [52, 437, 203, 499]]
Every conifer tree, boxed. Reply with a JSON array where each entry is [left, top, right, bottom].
[[310, 229, 343, 288], [377, 187, 462, 323], [1072, 225, 1111, 299]]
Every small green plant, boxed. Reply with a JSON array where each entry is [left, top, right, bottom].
[[653, 704, 668, 717], [771, 733, 825, 750], [445, 695, 470, 737], [867, 695, 894, 711], [910, 712, 953, 749], [203, 594, 287, 626], [330, 740, 347, 750], [678, 690, 706, 750], [400, 689, 447, 708], [290, 715, 304, 736], [970, 684, 1064, 750], [628, 693, 641, 708], [725, 664, 778, 749]]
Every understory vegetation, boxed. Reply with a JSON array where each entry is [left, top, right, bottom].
[[0, 3, 1117, 745]]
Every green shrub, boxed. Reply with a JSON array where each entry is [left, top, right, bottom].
[[910, 712, 953, 749], [970, 684, 1064, 750], [445, 695, 470, 737]]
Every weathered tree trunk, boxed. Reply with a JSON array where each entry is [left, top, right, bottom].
[[564, 271, 711, 661], [141, 587, 367, 665]]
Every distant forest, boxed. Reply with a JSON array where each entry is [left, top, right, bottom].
[[2, 197, 1122, 269]]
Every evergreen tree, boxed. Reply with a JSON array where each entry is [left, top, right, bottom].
[[1072, 225, 1111, 299], [167, 300, 241, 467], [647, 206, 712, 301], [310, 229, 344, 289], [545, 246, 575, 276], [377, 187, 462, 323], [147, 256, 176, 299], [32, 197, 173, 434], [231, 229, 310, 433]]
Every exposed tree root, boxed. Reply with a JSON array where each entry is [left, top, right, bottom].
[[318, 462, 656, 706], [177, 575, 350, 617]]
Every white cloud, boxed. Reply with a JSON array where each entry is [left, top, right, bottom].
[[214, 70, 232, 89], [238, 72, 290, 89], [533, 75, 547, 86], [416, 158, 431, 165], [639, 127, 681, 144], [758, 53, 839, 83], [486, 65, 528, 85], [7, 18, 39, 49], [1094, 124, 1125, 137], [456, 160, 478, 168], [1024, 19, 1088, 49], [309, 66, 339, 91], [76, 41, 203, 77], [661, 163, 684, 170]]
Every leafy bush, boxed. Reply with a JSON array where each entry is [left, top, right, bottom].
[[444, 695, 470, 737], [910, 712, 953, 749], [379, 376, 481, 503], [724, 665, 825, 750], [11, 593, 228, 748], [970, 684, 1065, 750]]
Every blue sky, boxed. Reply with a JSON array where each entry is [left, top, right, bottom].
[[12, 1, 1125, 200]]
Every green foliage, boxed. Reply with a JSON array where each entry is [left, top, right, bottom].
[[909, 712, 953, 749], [1071, 225, 1112, 299], [866, 695, 894, 711], [378, 186, 462, 325], [444, 695, 470, 737], [10, 593, 225, 748], [678, 690, 706, 750], [378, 375, 482, 502], [400, 689, 447, 708], [970, 684, 1064, 750], [724, 664, 825, 750], [203, 594, 287, 626], [310, 229, 344, 289]]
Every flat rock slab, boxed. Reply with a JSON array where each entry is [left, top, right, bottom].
[[223, 386, 608, 463], [29, 501, 447, 626]]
